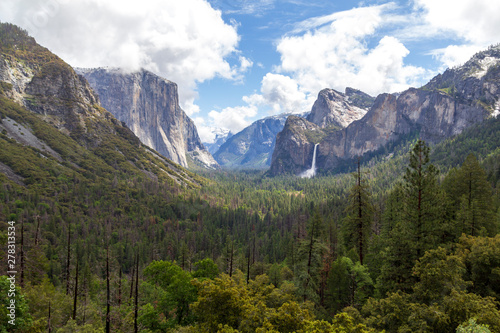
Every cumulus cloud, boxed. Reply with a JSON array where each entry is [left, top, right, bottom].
[[416, 0, 500, 67], [234, 4, 428, 118], [192, 116, 215, 143], [208, 105, 257, 133], [0, 0, 241, 115], [194, 101, 261, 143], [275, 5, 428, 97], [244, 73, 315, 114]]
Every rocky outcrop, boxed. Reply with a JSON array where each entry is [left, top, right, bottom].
[[220, 87, 370, 171], [318, 89, 487, 170], [269, 116, 323, 175], [0, 23, 202, 187], [269, 45, 500, 176], [77, 68, 218, 169], [306, 88, 370, 128], [0, 44, 119, 146]]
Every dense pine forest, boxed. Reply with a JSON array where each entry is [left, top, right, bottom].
[[1, 22, 500, 333], [1, 128, 500, 332]]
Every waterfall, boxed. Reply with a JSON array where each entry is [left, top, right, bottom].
[[300, 143, 319, 179]]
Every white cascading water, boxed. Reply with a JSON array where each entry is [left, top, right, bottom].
[[300, 143, 319, 178]]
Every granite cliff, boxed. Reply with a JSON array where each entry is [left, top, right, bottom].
[[0, 29, 121, 147], [269, 45, 500, 176], [213, 87, 371, 170], [0, 23, 202, 187], [77, 68, 218, 169], [306, 88, 372, 128]]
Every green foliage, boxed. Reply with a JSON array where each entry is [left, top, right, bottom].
[[456, 235, 500, 299], [412, 248, 469, 304], [0, 275, 32, 332], [325, 257, 374, 314], [143, 260, 197, 325], [295, 212, 328, 302], [457, 319, 492, 333], [443, 154, 497, 236], [192, 273, 313, 333], [193, 258, 219, 280], [1, 22, 500, 333], [342, 165, 374, 264], [431, 116, 500, 169], [378, 140, 453, 294], [23, 277, 72, 332]]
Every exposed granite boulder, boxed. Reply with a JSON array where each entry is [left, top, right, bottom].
[[0, 47, 119, 146]]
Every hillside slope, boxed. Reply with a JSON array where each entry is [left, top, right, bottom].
[[0, 23, 203, 189]]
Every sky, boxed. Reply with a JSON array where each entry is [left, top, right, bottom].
[[1, 0, 500, 143]]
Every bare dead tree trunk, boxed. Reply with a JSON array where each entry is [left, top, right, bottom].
[[73, 259, 79, 320], [20, 219, 24, 288], [134, 252, 139, 333], [129, 263, 135, 302], [48, 301, 52, 333], [34, 215, 41, 246], [118, 267, 122, 307], [106, 246, 110, 333], [66, 222, 71, 295]]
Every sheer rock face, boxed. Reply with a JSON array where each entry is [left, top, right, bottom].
[[78, 68, 218, 169], [306, 88, 370, 128], [269, 116, 323, 176], [270, 46, 500, 176]]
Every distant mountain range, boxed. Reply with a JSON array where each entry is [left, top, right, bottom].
[[212, 113, 304, 169], [269, 44, 500, 176], [2, 22, 499, 178], [203, 127, 233, 155], [209, 87, 375, 170]]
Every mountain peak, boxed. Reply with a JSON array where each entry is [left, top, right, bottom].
[[270, 45, 500, 176], [306, 88, 371, 128]]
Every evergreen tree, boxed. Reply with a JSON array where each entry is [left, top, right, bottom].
[[402, 140, 442, 257], [443, 153, 496, 236], [342, 160, 374, 264], [378, 140, 449, 294], [295, 211, 327, 302], [325, 256, 374, 314]]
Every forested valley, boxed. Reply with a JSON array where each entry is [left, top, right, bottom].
[[1, 120, 500, 332], [1, 22, 500, 333]]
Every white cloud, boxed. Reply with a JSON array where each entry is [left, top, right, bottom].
[[429, 45, 484, 70], [275, 5, 429, 97], [239, 56, 254, 73], [244, 73, 314, 114], [416, 0, 500, 45], [206, 105, 258, 135], [416, 0, 500, 68], [0, 0, 241, 115], [232, 4, 429, 117], [192, 116, 215, 143]]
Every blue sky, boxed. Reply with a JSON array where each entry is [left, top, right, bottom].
[[1, 0, 500, 142]]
